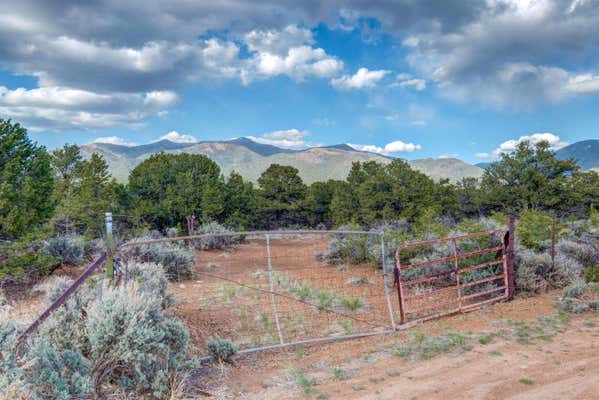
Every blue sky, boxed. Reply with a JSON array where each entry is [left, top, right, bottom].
[[1, 1, 598, 163]]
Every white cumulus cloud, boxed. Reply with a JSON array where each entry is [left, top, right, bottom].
[[93, 136, 138, 146], [392, 73, 426, 91], [246, 128, 311, 149], [0, 86, 178, 131], [349, 140, 422, 155], [331, 67, 390, 90], [159, 131, 197, 143], [476, 132, 568, 159]]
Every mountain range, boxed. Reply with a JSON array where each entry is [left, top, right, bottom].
[[80, 137, 484, 184], [80, 138, 598, 184]]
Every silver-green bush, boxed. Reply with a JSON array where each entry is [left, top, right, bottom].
[[86, 283, 189, 398], [196, 222, 242, 250], [120, 238, 194, 281], [206, 335, 238, 362], [44, 235, 84, 266], [123, 261, 173, 308], [515, 249, 552, 292], [1, 267, 191, 399], [323, 225, 374, 265], [0, 320, 21, 392]]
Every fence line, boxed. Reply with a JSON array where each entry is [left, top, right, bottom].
[[13, 220, 516, 359], [16, 252, 107, 347], [119, 229, 383, 248]]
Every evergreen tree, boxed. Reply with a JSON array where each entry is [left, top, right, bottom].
[[302, 180, 343, 228], [480, 140, 578, 213], [256, 164, 306, 228], [128, 153, 224, 229], [223, 171, 256, 229], [0, 119, 55, 238], [333, 159, 440, 226], [454, 177, 485, 219], [330, 181, 359, 226], [51, 144, 84, 234]]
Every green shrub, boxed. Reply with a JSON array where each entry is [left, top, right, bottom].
[[24, 339, 91, 399], [340, 297, 364, 311], [585, 265, 599, 283], [324, 226, 373, 265], [120, 239, 194, 281], [207, 336, 238, 362], [290, 283, 313, 300], [44, 235, 84, 265], [315, 290, 335, 310], [0, 251, 57, 283], [517, 210, 554, 251]]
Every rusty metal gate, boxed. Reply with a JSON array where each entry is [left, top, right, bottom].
[[393, 225, 515, 325]]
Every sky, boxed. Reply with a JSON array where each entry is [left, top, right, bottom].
[[0, 0, 598, 163]]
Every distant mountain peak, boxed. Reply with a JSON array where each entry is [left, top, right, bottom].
[[321, 143, 357, 151], [226, 137, 296, 156], [556, 139, 599, 171]]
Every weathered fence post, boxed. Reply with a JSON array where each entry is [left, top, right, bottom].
[[507, 215, 516, 299], [105, 212, 114, 281], [187, 213, 196, 249], [394, 253, 406, 325]]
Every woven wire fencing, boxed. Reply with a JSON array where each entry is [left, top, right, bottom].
[[119, 231, 395, 358]]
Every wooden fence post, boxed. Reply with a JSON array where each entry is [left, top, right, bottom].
[[187, 213, 196, 249], [507, 215, 516, 299], [105, 212, 114, 281]]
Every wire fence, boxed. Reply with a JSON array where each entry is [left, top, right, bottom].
[[118, 231, 396, 358]]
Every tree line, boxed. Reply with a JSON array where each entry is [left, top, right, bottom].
[[1, 118, 598, 242]]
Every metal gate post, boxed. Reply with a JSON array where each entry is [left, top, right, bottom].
[[501, 231, 509, 300], [394, 252, 406, 325], [266, 234, 284, 344], [105, 212, 114, 281], [507, 216, 516, 299], [380, 233, 396, 330]]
